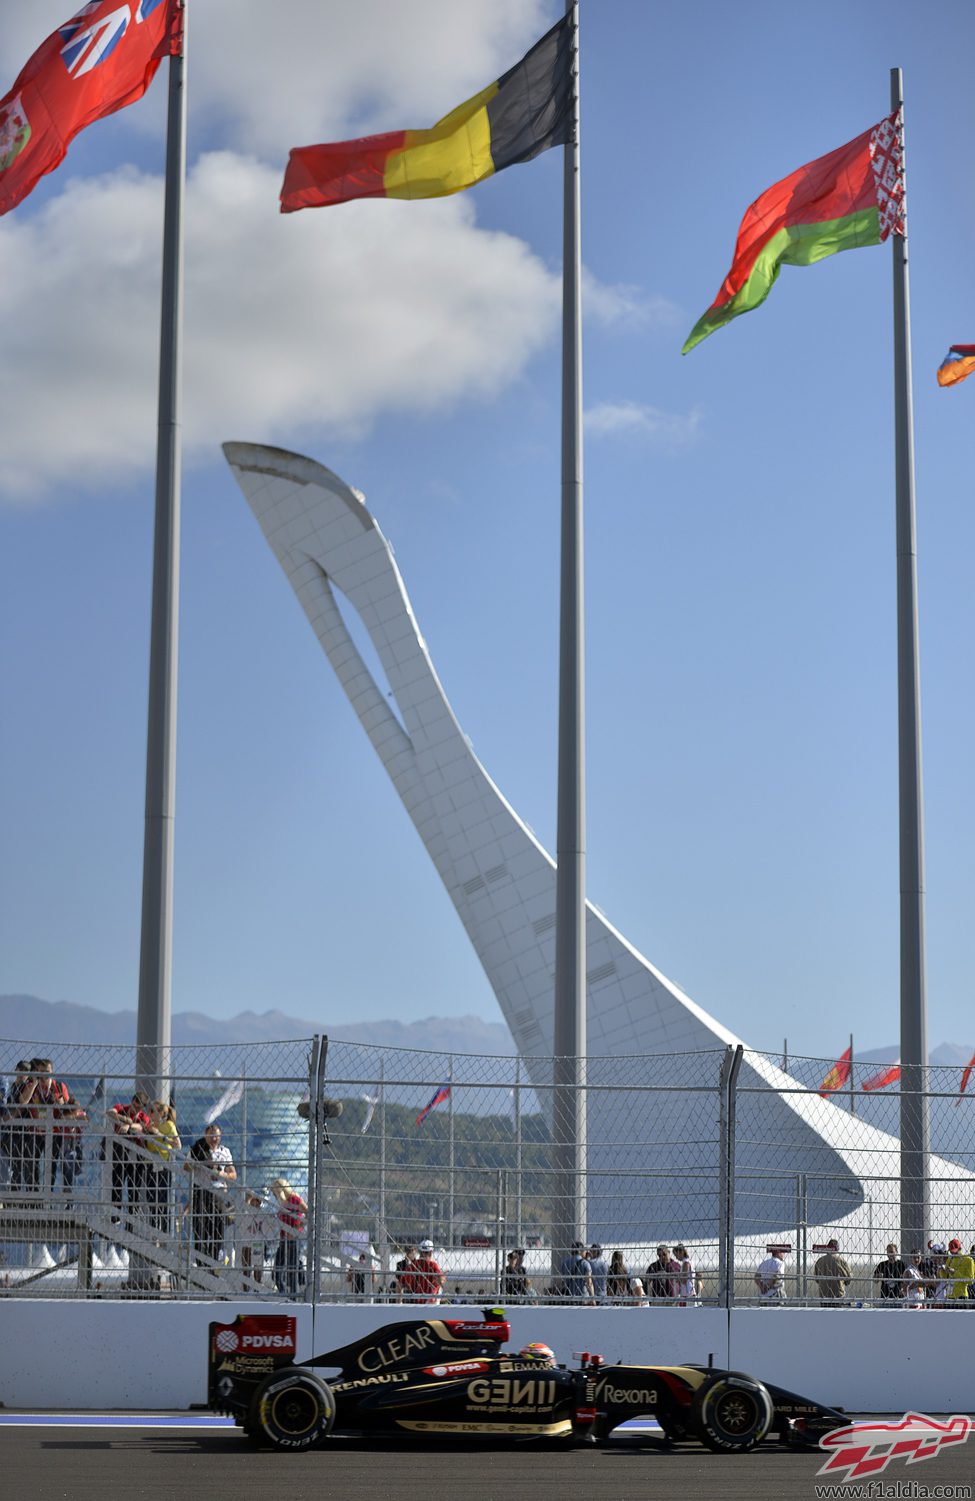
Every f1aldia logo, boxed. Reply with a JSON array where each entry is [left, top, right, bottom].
[[817, 1412, 972, 1482], [59, 2, 168, 79]]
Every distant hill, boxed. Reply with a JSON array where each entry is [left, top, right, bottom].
[[0, 994, 515, 1056], [1, 995, 969, 1066]]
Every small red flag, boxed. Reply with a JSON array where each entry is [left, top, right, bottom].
[[819, 1046, 852, 1096], [955, 1050, 975, 1107], [861, 1060, 901, 1092], [0, 1, 181, 218]]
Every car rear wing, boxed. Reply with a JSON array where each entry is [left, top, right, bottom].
[[208, 1314, 298, 1410]]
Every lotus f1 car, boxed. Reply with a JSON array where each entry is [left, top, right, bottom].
[[208, 1309, 848, 1454]]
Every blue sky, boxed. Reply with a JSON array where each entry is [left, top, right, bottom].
[[1, 0, 973, 1060]]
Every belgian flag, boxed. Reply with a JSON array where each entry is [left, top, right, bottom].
[[280, 17, 572, 213]]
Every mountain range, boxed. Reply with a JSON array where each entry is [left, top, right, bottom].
[[1, 994, 969, 1065], [0, 994, 515, 1056]]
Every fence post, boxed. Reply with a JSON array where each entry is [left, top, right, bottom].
[[304, 1035, 321, 1305], [719, 1045, 744, 1307], [799, 1171, 808, 1302], [494, 1169, 505, 1299]]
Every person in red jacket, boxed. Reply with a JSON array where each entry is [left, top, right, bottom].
[[412, 1239, 446, 1304]]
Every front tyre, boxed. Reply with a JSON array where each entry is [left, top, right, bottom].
[[691, 1375, 773, 1453], [249, 1368, 335, 1451]]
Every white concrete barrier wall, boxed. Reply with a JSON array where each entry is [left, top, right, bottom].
[[0, 1302, 969, 1413]]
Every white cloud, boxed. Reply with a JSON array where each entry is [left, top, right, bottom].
[[0, 152, 561, 500], [189, 0, 557, 155], [1, 1, 557, 157], [581, 269, 681, 331], [584, 400, 703, 446]]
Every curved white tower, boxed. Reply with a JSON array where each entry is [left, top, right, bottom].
[[224, 442, 970, 1243]]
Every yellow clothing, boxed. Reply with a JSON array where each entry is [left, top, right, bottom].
[[945, 1253, 974, 1300], [143, 1118, 179, 1161]]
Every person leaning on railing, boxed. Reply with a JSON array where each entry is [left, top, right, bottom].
[[6, 1062, 40, 1193], [185, 1123, 236, 1266], [141, 1101, 180, 1235], [108, 1089, 153, 1219]]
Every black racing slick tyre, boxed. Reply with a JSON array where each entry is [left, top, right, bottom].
[[691, 1375, 773, 1453], [249, 1368, 335, 1451]]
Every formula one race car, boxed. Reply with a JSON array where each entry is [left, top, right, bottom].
[[208, 1309, 848, 1454]]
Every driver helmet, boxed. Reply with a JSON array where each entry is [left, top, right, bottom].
[[519, 1342, 555, 1366]]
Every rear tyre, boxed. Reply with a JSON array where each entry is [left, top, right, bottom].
[[249, 1368, 335, 1451], [691, 1375, 773, 1453]]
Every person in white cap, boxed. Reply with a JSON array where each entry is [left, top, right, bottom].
[[413, 1239, 446, 1304]]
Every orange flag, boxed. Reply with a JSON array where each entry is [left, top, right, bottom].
[[819, 1046, 852, 1096]]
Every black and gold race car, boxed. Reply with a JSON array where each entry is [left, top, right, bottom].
[[208, 1308, 847, 1454]]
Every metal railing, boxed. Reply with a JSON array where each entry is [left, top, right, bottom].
[[1, 1035, 973, 1305]]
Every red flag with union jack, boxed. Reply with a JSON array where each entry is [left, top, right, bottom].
[[416, 1083, 450, 1128], [0, 1, 181, 217], [819, 1046, 852, 1097]]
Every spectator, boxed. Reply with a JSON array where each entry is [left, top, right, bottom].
[[902, 1251, 925, 1308], [501, 1247, 532, 1302], [674, 1243, 702, 1305], [142, 1100, 180, 1234], [916, 1244, 941, 1299], [645, 1244, 680, 1299], [0, 1080, 8, 1194], [628, 1275, 649, 1306], [559, 1241, 594, 1304], [754, 1247, 788, 1302], [7, 1062, 40, 1193], [395, 1244, 420, 1302], [52, 1079, 86, 1199], [186, 1122, 236, 1266], [944, 1238, 975, 1305], [270, 1178, 308, 1298], [588, 1244, 609, 1302], [607, 1250, 629, 1302], [925, 1242, 949, 1304], [31, 1060, 82, 1193], [346, 1251, 376, 1300], [236, 1189, 276, 1285], [412, 1239, 446, 1304], [813, 1239, 852, 1306], [109, 1089, 153, 1219], [873, 1243, 905, 1301]]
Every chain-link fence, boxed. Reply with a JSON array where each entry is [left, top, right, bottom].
[[1, 1035, 973, 1306]]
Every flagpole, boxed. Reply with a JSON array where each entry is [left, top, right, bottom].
[[552, 0, 586, 1266], [136, 2, 187, 1101], [890, 67, 929, 1251], [849, 1031, 855, 1116]]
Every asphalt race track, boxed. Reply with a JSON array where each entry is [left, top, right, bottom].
[[3, 1416, 974, 1501]]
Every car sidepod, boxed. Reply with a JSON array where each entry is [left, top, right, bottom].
[[335, 1360, 578, 1439]]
